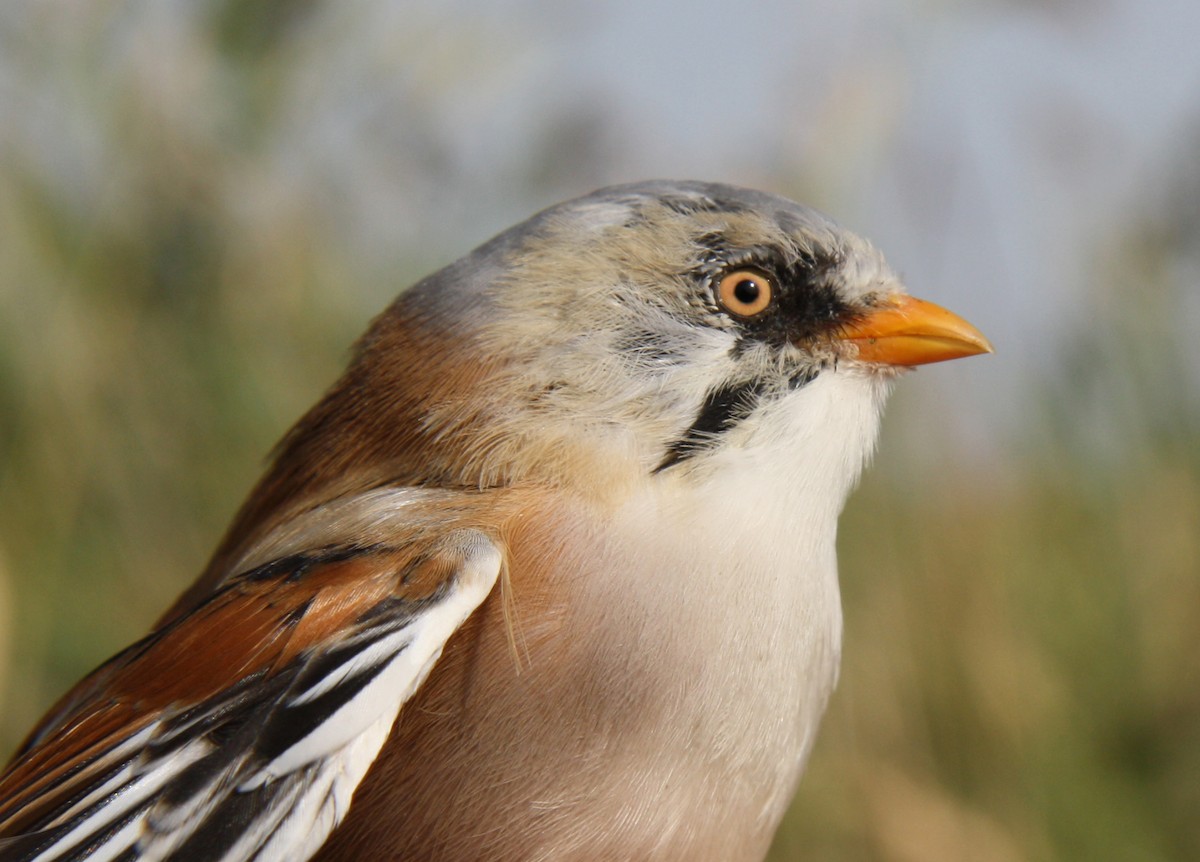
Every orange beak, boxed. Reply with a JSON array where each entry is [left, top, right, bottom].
[[839, 295, 993, 366]]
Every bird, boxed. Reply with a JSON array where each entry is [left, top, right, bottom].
[[0, 181, 991, 861]]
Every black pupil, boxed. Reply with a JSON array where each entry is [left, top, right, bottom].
[[733, 279, 761, 305]]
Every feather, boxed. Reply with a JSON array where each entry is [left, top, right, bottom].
[[0, 494, 502, 862]]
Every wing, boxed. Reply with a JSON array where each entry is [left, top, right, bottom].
[[0, 492, 502, 862]]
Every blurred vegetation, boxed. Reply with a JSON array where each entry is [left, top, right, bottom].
[[1, 5, 1198, 861]]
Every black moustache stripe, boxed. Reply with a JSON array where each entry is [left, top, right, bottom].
[[655, 379, 767, 472], [655, 368, 820, 473]]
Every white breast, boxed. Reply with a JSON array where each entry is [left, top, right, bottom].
[[568, 371, 890, 854]]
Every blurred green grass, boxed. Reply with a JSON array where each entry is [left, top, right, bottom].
[[1, 7, 1198, 860]]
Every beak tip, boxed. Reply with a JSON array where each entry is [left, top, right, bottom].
[[971, 335, 996, 356]]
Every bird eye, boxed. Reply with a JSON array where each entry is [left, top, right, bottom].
[[716, 269, 774, 318]]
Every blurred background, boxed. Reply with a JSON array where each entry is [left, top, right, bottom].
[[1, 0, 1198, 858]]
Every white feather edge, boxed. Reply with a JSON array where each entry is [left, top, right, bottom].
[[255, 534, 501, 784]]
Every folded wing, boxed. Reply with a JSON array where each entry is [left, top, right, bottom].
[[0, 497, 502, 862]]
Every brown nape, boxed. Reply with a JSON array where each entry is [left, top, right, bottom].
[[158, 301, 504, 626]]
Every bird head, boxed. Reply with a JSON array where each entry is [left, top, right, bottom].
[[209, 181, 990, 578]]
